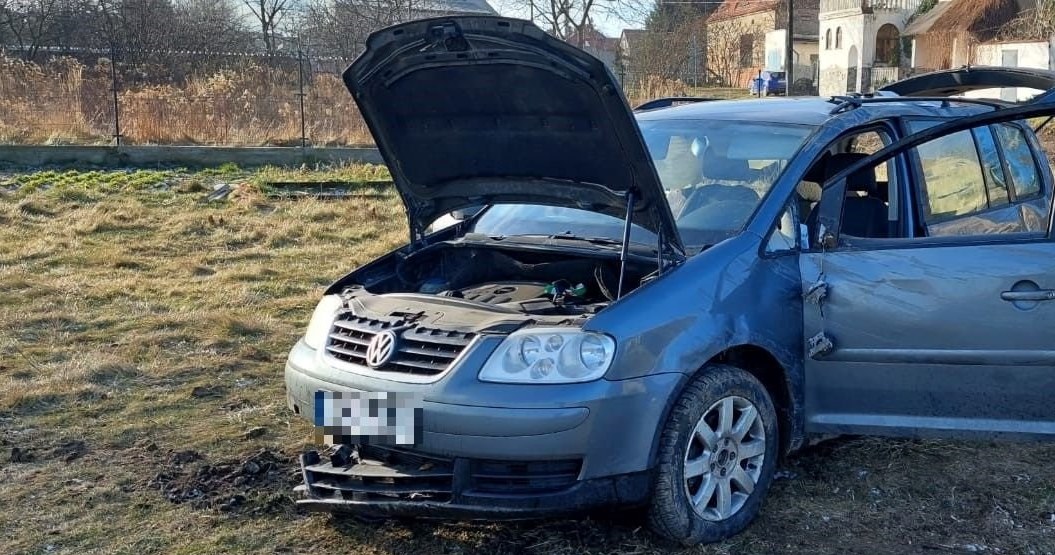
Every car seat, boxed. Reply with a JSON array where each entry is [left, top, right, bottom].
[[805, 153, 888, 239]]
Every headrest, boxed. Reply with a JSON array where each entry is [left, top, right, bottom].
[[701, 148, 752, 182], [656, 135, 702, 187], [796, 180, 822, 202], [824, 153, 876, 194]]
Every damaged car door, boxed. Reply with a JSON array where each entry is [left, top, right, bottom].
[[801, 102, 1055, 440]]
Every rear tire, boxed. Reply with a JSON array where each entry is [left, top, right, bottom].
[[647, 364, 779, 546]]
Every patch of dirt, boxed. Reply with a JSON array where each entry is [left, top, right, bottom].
[[51, 440, 88, 462], [189, 384, 227, 399], [9, 446, 34, 463], [149, 448, 298, 515], [5, 437, 88, 464]]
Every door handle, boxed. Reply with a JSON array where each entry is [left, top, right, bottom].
[[1001, 289, 1055, 302]]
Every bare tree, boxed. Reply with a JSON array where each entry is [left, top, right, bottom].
[[996, 0, 1055, 41], [496, 0, 648, 46], [300, 0, 442, 59], [706, 17, 764, 87], [175, 0, 252, 53], [633, 26, 706, 84], [0, 0, 65, 60], [242, 0, 291, 55]]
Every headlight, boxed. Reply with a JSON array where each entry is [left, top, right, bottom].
[[478, 328, 616, 384], [303, 295, 343, 350]]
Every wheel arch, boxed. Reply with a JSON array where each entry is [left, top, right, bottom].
[[646, 343, 804, 470], [709, 344, 799, 458]]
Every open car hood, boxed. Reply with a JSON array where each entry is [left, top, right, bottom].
[[344, 16, 683, 253], [879, 66, 1055, 98]]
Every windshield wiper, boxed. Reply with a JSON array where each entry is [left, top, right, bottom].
[[482, 232, 632, 248], [547, 232, 624, 246]]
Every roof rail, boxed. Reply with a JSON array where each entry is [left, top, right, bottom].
[[827, 94, 1009, 115], [633, 97, 717, 112]]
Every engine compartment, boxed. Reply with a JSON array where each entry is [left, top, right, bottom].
[[346, 243, 653, 316]]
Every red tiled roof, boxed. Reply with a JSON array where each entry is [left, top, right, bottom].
[[707, 0, 782, 22]]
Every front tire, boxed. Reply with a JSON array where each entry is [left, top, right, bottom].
[[647, 364, 779, 545]]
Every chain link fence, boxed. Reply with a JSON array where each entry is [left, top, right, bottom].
[[0, 49, 369, 147], [0, 48, 777, 147]]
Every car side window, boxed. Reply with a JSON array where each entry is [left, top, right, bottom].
[[994, 124, 1042, 199], [913, 129, 989, 222], [902, 119, 1050, 238], [799, 126, 904, 247], [973, 126, 1010, 206]]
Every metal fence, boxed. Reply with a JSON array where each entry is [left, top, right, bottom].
[[0, 49, 368, 147], [0, 47, 813, 147]]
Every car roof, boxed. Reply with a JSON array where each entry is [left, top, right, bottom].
[[634, 96, 995, 127]]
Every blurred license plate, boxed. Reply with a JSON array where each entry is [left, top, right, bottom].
[[313, 390, 423, 446]]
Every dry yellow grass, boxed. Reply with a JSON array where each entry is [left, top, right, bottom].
[[0, 54, 753, 146], [0, 56, 372, 146], [1, 169, 1054, 554]]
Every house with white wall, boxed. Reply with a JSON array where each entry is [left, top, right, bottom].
[[706, 0, 819, 87], [764, 29, 821, 90], [903, 0, 1053, 101], [817, 0, 920, 96], [966, 40, 1054, 100]]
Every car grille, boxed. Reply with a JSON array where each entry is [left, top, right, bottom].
[[301, 445, 583, 502], [305, 445, 455, 503], [469, 458, 583, 495], [325, 312, 475, 377]]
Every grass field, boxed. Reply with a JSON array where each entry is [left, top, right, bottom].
[[1, 167, 1054, 555]]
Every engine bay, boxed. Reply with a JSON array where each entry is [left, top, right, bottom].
[[343, 242, 654, 317]]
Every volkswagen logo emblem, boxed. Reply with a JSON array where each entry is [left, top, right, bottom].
[[365, 331, 398, 368]]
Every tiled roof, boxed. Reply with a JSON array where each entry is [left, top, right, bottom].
[[707, 0, 782, 22]]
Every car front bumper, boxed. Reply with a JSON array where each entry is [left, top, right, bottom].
[[293, 448, 652, 519], [284, 338, 683, 516]]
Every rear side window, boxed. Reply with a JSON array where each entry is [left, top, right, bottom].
[[994, 124, 1041, 199], [973, 126, 1010, 206], [914, 129, 988, 222]]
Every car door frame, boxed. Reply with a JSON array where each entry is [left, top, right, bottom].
[[805, 98, 1055, 440], [816, 100, 1055, 243]]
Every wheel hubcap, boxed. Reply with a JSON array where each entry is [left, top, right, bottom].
[[683, 395, 766, 521]]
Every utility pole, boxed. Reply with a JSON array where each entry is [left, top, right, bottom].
[[785, 0, 794, 95], [692, 33, 699, 88]]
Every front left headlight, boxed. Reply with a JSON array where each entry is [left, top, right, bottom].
[[478, 328, 616, 384], [303, 294, 343, 350]]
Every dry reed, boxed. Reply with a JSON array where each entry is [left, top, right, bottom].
[[0, 55, 373, 146]]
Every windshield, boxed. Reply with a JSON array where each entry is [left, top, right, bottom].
[[471, 118, 814, 250]]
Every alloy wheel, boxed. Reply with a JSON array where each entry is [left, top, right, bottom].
[[682, 395, 767, 521]]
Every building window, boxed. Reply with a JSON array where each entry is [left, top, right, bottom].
[[825, 29, 831, 50], [875, 24, 900, 66], [835, 27, 842, 49], [740, 35, 755, 68]]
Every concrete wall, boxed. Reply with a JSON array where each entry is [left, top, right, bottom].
[[966, 40, 1053, 101], [818, 13, 865, 95], [765, 30, 820, 73], [0, 145, 384, 168]]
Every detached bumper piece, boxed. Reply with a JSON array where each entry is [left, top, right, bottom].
[[294, 444, 650, 519]]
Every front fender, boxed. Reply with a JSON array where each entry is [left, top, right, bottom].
[[587, 233, 806, 459], [588, 234, 801, 380]]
